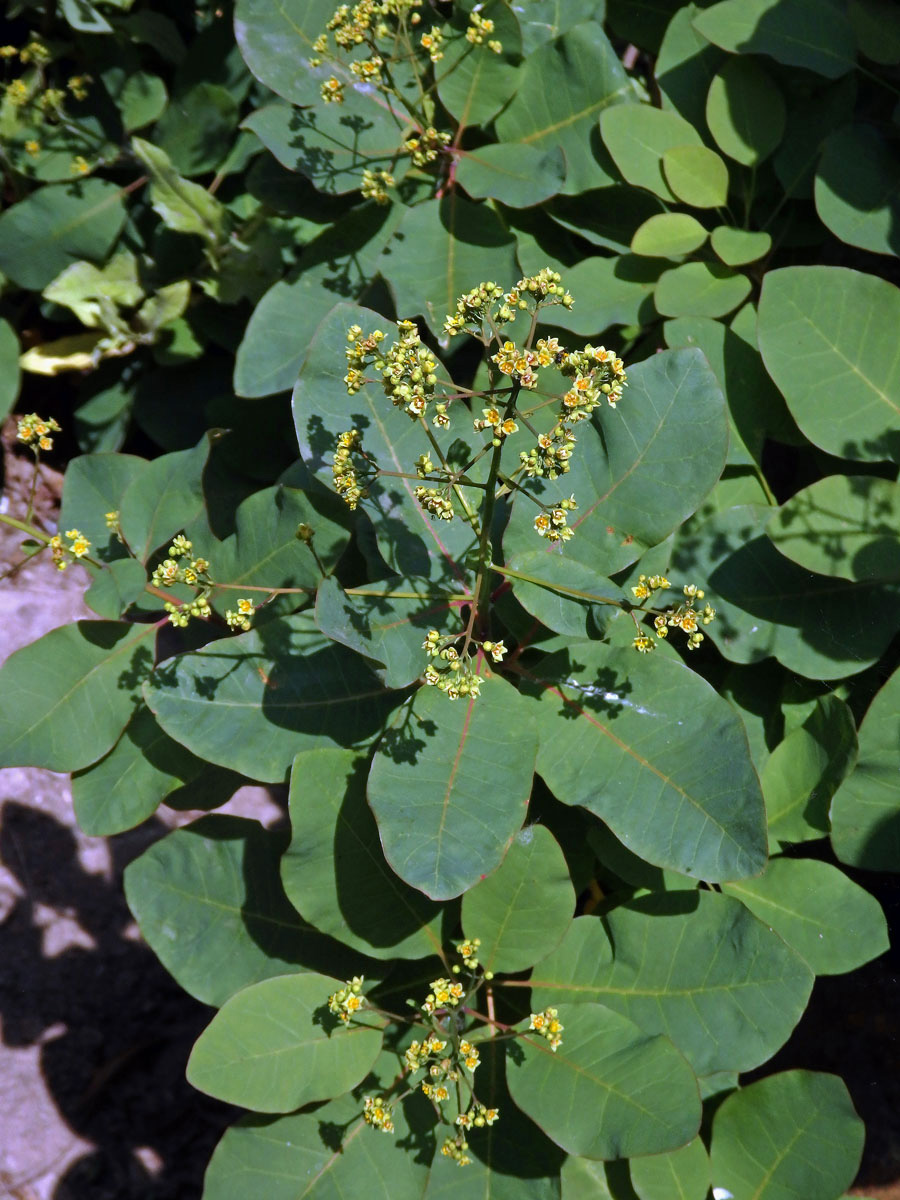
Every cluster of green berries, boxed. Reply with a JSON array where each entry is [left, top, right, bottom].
[[49, 528, 90, 571], [328, 975, 366, 1024], [631, 578, 717, 653], [17, 413, 60, 453], [414, 487, 454, 521], [529, 1008, 564, 1052], [404, 125, 452, 165], [422, 630, 506, 699], [149, 536, 257, 632], [465, 6, 502, 52], [363, 1094, 394, 1132]]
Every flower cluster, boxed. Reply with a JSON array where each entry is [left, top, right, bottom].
[[422, 977, 465, 1014], [560, 344, 628, 415], [320, 75, 345, 102], [404, 125, 451, 166], [345, 320, 439, 420], [454, 938, 481, 970], [363, 1095, 394, 1133], [328, 976, 366, 1024], [414, 487, 455, 521], [332, 429, 369, 510], [17, 413, 60, 452], [151, 538, 211, 589], [444, 271, 572, 337], [163, 596, 211, 628], [518, 424, 576, 480], [466, 6, 501, 53], [529, 1008, 564, 1052], [441, 1136, 472, 1167], [49, 528, 90, 571], [630, 578, 717, 653], [225, 598, 256, 631], [533, 495, 578, 544], [423, 631, 505, 699], [360, 167, 394, 204], [457, 1101, 499, 1128]]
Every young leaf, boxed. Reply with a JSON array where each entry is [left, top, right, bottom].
[[132, 136, 227, 245], [710, 226, 771, 266], [630, 213, 708, 257], [461, 824, 575, 974], [0, 621, 155, 772], [367, 674, 539, 900], [506, 1002, 701, 1159], [283, 748, 448, 960], [655, 262, 751, 318], [529, 895, 813, 1076], [709, 1071, 864, 1199], [521, 642, 768, 882], [599, 105, 702, 201], [662, 144, 730, 208], [187, 972, 384, 1111]]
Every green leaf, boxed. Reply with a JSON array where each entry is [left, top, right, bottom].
[[693, 0, 857, 79], [234, 0, 336, 106], [518, 0, 605, 55], [125, 816, 366, 1006], [203, 1093, 432, 1200], [209, 484, 349, 610], [187, 972, 383, 1111], [59, 451, 149, 553], [655, 262, 750, 318], [763, 695, 858, 844], [0, 317, 21, 421], [71, 703, 207, 834], [706, 58, 786, 166], [0, 621, 155, 772], [119, 436, 210, 561], [530, 895, 813, 1076], [710, 226, 771, 265], [672, 504, 900, 678], [599, 105, 702, 201], [114, 69, 168, 131], [630, 1136, 710, 1200], [709, 1071, 864, 1200], [849, 0, 900, 63], [315, 576, 462, 690], [560, 1157, 637, 1200], [522, 643, 767, 882], [503, 348, 729, 577], [45, 252, 144, 325], [456, 144, 566, 208], [379, 196, 518, 333], [662, 314, 787, 464], [234, 201, 400, 397], [438, 0, 523, 127], [293, 301, 479, 582], [830, 663, 900, 871], [283, 748, 447, 960], [506, 1002, 701, 1159], [84, 557, 148, 619], [758, 266, 900, 462], [546, 254, 664, 336], [766, 475, 900, 582], [815, 124, 900, 257], [662, 144, 729, 208], [656, 5, 724, 131], [132, 137, 227, 245], [495, 23, 633, 196], [145, 614, 398, 783], [723, 857, 888, 975], [630, 213, 708, 257], [243, 97, 404, 195], [367, 674, 538, 900], [504, 551, 626, 639], [461, 825, 574, 973], [0, 179, 127, 290], [155, 82, 239, 175], [772, 75, 857, 200], [548, 187, 665, 253]]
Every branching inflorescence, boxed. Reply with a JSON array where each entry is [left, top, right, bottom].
[[333, 270, 715, 696]]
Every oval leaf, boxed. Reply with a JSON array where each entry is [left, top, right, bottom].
[[187, 972, 384, 1111], [706, 58, 786, 166], [631, 213, 708, 257], [662, 144, 730, 209], [367, 674, 538, 900]]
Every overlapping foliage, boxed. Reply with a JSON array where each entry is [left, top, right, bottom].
[[0, 0, 897, 1196]]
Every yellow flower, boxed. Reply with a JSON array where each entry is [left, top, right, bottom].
[[25, 139, 40, 157]]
